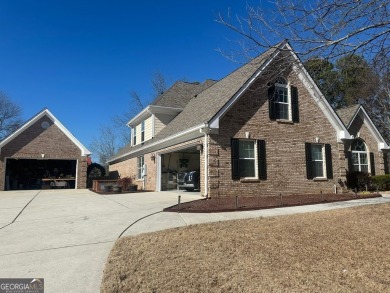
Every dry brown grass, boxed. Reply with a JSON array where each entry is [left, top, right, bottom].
[[101, 204, 390, 293]]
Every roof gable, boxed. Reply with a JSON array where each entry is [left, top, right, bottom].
[[0, 108, 91, 156], [338, 105, 389, 150]]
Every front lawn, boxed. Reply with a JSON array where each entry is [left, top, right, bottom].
[[101, 203, 390, 292]]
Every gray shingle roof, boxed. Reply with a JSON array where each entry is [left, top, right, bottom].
[[110, 44, 280, 163], [336, 104, 360, 127], [152, 48, 277, 141], [151, 80, 217, 108]]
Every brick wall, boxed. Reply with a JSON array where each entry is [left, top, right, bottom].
[[207, 66, 344, 197], [0, 116, 88, 189]]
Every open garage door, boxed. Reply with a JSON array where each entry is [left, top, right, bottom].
[[160, 146, 200, 191], [4, 159, 77, 190]]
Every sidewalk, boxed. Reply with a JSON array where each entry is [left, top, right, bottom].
[[121, 194, 390, 237]]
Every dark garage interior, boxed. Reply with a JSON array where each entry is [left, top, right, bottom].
[[5, 159, 77, 190]]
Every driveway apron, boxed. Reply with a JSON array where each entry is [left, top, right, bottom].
[[0, 189, 200, 293]]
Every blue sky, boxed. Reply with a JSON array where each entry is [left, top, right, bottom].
[[0, 1, 274, 160]]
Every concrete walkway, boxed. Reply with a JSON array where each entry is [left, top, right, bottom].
[[1, 189, 390, 293]]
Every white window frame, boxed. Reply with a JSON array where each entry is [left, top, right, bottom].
[[238, 140, 258, 179], [274, 77, 291, 121], [351, 140, 369, 173], [133, 127, 137, 146], [141, 121, 145, 143], [137, 156, 144, 179], [311, 144, 326, 179]]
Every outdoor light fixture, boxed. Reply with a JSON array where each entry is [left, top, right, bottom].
[[196, 143, 203, 151], [41, 154, 45, 158], [151, 153, 156, 162]]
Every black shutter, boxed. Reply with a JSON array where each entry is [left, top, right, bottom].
[[268, 86, 276, 120], [258, 140, 267, 180], [291, 86, 299, 123], [325, 144, 333, 179], [305, 143, 313, 179], [370, 152, 375, 175], [231, 138, 240, 180]]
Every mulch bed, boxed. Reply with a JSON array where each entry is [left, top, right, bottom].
[[164, 193, 381, 213]]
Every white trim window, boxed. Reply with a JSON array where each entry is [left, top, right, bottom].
[[311, 144, 325, 178], [133, 127, 137, 146], [231, 139, 267, 180], [268, 77, 299, 122], [274, 77, 289, 120], [137, 156, 144, 179], [141, 121, 145, 143], [238, 140, 256, 178], [351, 139, 369, 173], [305, 143, 333, 179]]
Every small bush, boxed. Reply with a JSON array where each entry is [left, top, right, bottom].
[[372, 174, 390, 191], [346, 171, 373, 191]]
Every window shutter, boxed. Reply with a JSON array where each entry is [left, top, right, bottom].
[[291, 86, 299, 123], [305, 143, 313, 179], [325, 144, 333, 179], [370, 152, 375, 175], [257, 140, 267, 180], [268, 86, 276, 120], [231, 138, 240, 180]]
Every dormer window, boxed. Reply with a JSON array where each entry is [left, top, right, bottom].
[[268, 77, 299, 122], [141, 121, 145, 143], [133, 127, 137, 146]]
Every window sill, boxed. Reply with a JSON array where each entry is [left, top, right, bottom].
[[136, 179, 144, 182], [276, 119, 294, 124], [240, 178, 261, 183], [313, 178, 328, 182]]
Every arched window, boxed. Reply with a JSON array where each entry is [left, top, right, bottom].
[[351, 139, 369, 173]]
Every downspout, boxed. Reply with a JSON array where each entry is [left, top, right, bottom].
[[204, 131, 209, 198]]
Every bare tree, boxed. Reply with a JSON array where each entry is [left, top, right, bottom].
[[112, 70, 169, 147], [0, 92, 23, 141], [217, 0, 389, 62], [91, 71, 170, 165], [89, 125, 118, 166]]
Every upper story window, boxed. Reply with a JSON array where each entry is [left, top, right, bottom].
[[133, 127, 137, 146], [268, 77, 299, 122], [141, 121, 145, 143], [351, 139, 369, 173]]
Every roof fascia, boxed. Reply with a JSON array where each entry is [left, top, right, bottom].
[[354, 106, 389, 150], [286, 43, 352, 142], [0, 109, 91, 156], [108, 123, 205, 164]]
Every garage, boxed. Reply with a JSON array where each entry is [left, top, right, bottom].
[[0, 109, 90, 190], [160, 146, 200, 191], [5, 158, 77, 190]]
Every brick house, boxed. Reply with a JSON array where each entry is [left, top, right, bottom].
[[0, 108, 90, 190], [108, 41, 389, 197]]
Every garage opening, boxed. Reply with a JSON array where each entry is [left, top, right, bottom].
[[161, 146, 200, 191], [5, 159, 77, 190]]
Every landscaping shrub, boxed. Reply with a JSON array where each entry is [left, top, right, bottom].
[[346, 171, 373, 191], [371, 174, 390, 191]]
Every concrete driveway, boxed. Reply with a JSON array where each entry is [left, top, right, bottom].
[[0, 189, 200, 293], [1, 189, 390, 293]]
